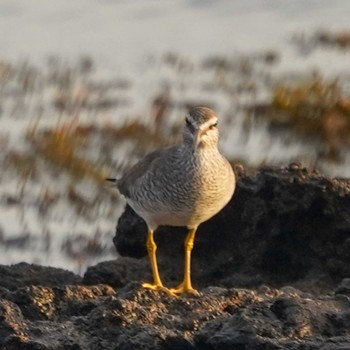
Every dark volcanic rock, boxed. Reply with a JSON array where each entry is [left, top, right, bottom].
[[1, 164, 350, 349], [0, 262, 82, 290], [83, 257, 151, 288], [1, 266, 350, 349], [114, 163, 350, 291]]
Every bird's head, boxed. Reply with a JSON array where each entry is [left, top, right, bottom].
[[183, 106, 219, 152]]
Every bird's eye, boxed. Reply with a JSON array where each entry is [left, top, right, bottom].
[[209, 121, 218, 129]]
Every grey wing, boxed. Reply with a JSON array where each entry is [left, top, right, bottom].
[[117, 149, 165, 198]]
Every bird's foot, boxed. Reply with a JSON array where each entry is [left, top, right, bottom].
[[142, 282, 178, 297], [170, 282, 200, 296]]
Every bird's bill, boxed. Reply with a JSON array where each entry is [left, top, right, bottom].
[[106, 178, 117, 183]]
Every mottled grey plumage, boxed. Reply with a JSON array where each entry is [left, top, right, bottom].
[[117, 106, 235, 230], [111, 106, 235, 295]]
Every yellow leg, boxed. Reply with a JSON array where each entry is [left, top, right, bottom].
[[170, 228, 199, 295], [142, 229, 176, 296]]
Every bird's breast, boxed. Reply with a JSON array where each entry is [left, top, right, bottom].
[[126, 148, 235, 229]]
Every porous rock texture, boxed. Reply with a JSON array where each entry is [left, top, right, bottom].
[[114, 163, 350, 290], [0, 164, 350, 349]]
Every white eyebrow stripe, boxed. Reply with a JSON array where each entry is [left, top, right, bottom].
[[200, 118, 218, 130]]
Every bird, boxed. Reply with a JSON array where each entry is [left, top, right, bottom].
[[107, 107, 235, 296]]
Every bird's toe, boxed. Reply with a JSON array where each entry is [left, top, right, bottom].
[[142, 282, 178, 297], [170, 283, 200, 296]]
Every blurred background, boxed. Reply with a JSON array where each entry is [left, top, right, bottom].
[[1, 0, 350, 274]]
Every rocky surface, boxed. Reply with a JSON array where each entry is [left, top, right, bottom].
[[114, 163, 350, 291], [1, 164, 350, 349]]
